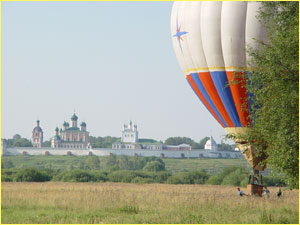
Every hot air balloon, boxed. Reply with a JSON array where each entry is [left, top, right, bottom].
[[171, 1, 268, 177]]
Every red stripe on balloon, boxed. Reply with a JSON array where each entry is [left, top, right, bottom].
[[186, 74, 225, 128], [198, 72, 235, 127], [226, 71, 251, 127]]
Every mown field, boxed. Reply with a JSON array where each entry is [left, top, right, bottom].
[[2, 182, 298, 224]]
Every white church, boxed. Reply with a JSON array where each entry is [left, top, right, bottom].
[[112, 121, 192, 151], [122, 121, 138, 144], [204, 136, 218, 151]]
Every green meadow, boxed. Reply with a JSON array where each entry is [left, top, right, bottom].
[[2, 155, 250, 175]]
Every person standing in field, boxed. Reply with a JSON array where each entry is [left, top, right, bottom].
[[277, 186, 282, 198], [263, 186, 270, 198], [237, 187, 246, 197]]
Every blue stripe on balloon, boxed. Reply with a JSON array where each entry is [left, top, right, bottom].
[[190, 73, 228, 127], [186, 78, 220, 126], [210, 71, 241, 127]]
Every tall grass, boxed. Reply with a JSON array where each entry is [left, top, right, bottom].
[[2, 182, 298, 224]]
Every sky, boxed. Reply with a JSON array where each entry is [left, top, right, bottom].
[[2, 1, 232, 144]]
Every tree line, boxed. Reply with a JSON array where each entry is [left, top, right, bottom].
[[2, 155, 284, 187], [2, 166, 284, 187]]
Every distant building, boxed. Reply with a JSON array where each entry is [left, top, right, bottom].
[[112, 121, 191, 150], [32, 120, 43, 148], [204, 136, 218, 151], [51, 113, 89, 149], [122, 121, 138, 143]]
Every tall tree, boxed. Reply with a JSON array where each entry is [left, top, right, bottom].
[[244, 2, 299, 188], [199, 137, 210, 149]]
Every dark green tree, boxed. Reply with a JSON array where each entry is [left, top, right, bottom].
[[13, 134, 21, 140], [164, 137, 201, 149], [13, 138, 33, 147], [217, 142, 234, 151], [242, 2, 299, 188], [89, 136, 120, 148], [143, 161, 165, 172], [43, 140, 51, 147], [15, 168, 51, 182], [199, 137, 210, 149]]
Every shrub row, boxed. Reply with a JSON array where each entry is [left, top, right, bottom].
[[1, 167, 285, 186]]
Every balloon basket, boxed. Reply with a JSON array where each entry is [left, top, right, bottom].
[[246, 184, 264, 196]]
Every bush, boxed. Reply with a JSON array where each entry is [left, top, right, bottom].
[[85, 156, 100, 170], [167, 170, 209, 184], [166, 174, 184, 184], [205, 175, 224, 185], [205, 167, 245, 185], [2, 176, 13, 182], [221, 168, 248, 186], [64, 170, 94, 182], [240, 177, 249, 187], [263, 176, 286, 186], [15, 168, 51, 182], [90, 171, 108, 182], [143, 161, 165, 172], [149, 171, 172, 183], [108, 170, 139, 183], [54, 170, 107, 182]]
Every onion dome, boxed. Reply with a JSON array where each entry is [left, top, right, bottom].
[[32, 120, 43, 133], [52, 127, 61, 140], [71, 113, 78, 121], [53, 134, 61, 140], [33, 126, 43, 133], [80, 122, 86, 127]]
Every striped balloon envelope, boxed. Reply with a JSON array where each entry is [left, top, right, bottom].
[[171, 1, 267, 171]]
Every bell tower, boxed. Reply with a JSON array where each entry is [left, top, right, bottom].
[[32, 120, 43, 148]]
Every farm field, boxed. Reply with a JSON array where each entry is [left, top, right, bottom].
[[2, 182, 298, 224]]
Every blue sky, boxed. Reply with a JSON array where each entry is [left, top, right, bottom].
[[2, 1, 230, 144]]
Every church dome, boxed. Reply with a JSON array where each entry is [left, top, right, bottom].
[[33, 126, 43, 133], [52, 134, 61, 140], [32, 120, 43, 133], [71, 113, 78, 121]]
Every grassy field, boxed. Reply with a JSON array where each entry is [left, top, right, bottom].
[[2, 182, 298, 224], [163, 158, 250, 174], [2, 155, 250, 175]]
